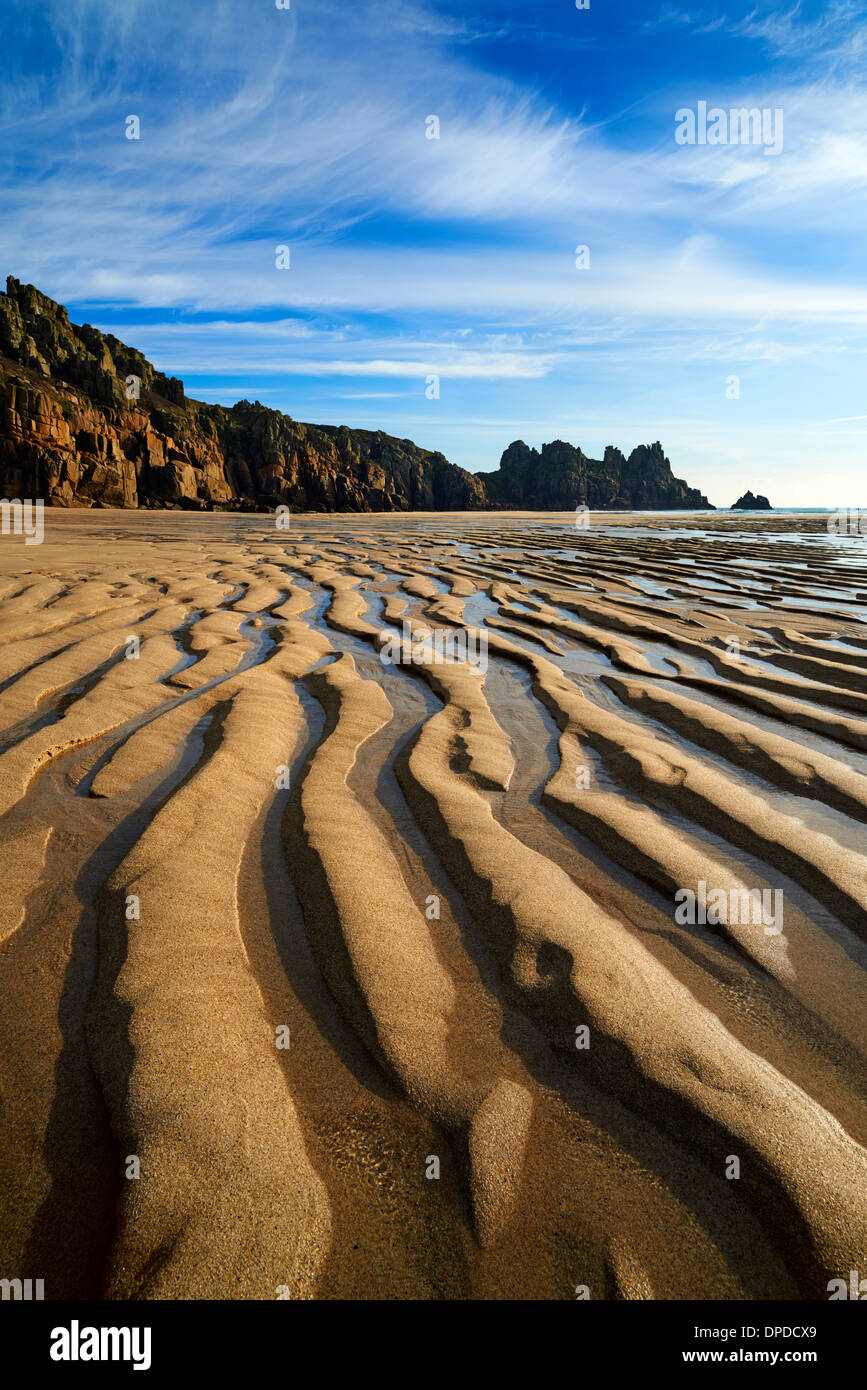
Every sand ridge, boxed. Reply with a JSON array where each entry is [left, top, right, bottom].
[[0, 507, 864, 1300]]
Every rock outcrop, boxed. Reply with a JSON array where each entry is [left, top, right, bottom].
[[0, 277, 714, 512], [731, 491, 772, 510], [0, 278, 486, 512], [479, 439, 713, 510]]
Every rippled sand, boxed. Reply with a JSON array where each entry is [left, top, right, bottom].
[[0, 508, 865, 1300]]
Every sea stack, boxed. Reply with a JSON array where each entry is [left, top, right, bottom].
[[731, 490, 772, 510]]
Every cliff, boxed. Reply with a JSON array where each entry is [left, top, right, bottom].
[[0, 277, 486, 512], [0, 277, 713, 512], [480, 439, 714, 510]]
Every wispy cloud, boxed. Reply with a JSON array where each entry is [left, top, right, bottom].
[[637, 0, 867, 65], [1, 0, 865, 498], [729, 2, 867, 63]]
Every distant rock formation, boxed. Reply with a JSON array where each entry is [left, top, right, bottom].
[[480, 439, 713, 510], [731, 491, 772, 510], [0, 276, 714, 512]]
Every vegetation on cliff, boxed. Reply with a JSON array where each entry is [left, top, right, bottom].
[[0, 278, 714, 512]]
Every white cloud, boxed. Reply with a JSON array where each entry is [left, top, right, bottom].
[[2, 0, 866, 500], [637, 1, 867, 66]]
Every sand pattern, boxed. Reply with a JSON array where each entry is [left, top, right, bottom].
[[0, 509, 865, 1300]]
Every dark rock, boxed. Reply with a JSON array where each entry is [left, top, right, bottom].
[[731, 491, 772, 510], [479, 438, 713, 510], [0, 277, 713, 513], [0, 278, 487, 513]]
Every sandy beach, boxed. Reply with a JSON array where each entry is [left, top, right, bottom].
[[0, 507, 865, 1301]]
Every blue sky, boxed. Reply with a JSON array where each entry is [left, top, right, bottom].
[[2, 0, 866, 504]]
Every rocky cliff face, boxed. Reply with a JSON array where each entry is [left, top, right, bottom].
[[0, 277, 486, 512], [0, 277, 713, 512], [480, 439, 713, 510]]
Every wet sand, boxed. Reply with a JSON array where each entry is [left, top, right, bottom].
[[0, 507, 865, 1300]]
